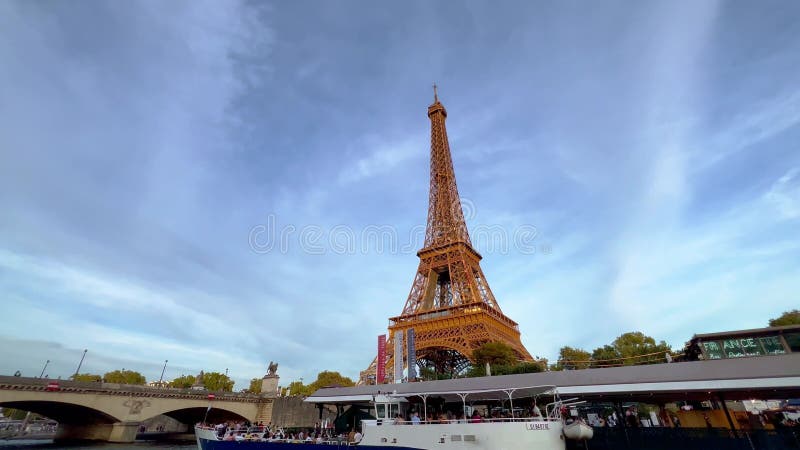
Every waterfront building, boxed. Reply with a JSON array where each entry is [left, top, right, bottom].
[[683, 324, 800, 361]]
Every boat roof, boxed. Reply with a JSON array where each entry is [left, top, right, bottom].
[[306, 353, 800, 404], [690, 324, 800, 341], [385, 385, 557, 403], [306, 378, 557, 404]]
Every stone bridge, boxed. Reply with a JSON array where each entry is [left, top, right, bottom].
[[0, 375, 277, 442]]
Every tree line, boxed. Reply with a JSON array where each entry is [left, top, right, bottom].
[[408, 331, 672, 380], [436, 309, 800, 378], [69, 370, 235, 391], [552, 331, 673, 370]]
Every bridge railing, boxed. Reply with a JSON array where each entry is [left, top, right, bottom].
[[0, 375, 265, 401]]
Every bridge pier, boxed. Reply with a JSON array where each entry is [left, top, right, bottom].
[[55, 421, 140, 443]]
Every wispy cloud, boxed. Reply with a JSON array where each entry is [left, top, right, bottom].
[[765, 167, 800, 219], [701, 91, 800, 169], [338, 134, 425, 184]]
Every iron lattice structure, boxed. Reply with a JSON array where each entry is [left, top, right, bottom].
[[360, 89, 533, 384]]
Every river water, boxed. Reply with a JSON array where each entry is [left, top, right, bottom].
[[0, 440, 194, 450]]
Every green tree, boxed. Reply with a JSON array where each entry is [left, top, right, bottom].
[[590, 332, 672, 367], [70, 373, 102, 382], [464, 342, 545, 377], [553, 346, 591, 370], [286, 380, 310, 396], [103, 370, 146, 385], [202, 372, 234, 392], [306, 371, 355, 394], [169, 375, 195, 389], [502, 361, 545, 375], [591, 345, 621, 367], [418, 366, 436, 381], [472, 341, 518, 368], [769, 309, 800, 327], [248, 378, 262, 394], [612, 332, 672, 364]]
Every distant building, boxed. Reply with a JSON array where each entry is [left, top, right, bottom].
[[684, 324, 800, 361]]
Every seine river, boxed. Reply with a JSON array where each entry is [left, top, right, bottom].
[[0, 440, 194, 450]]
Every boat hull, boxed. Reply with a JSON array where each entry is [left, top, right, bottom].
[[197, 420, 565, 450], [359, 421, 565, 450], [196, 427, 420, 450]]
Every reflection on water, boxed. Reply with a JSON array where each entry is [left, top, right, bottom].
[[0, 440, 194, 449]]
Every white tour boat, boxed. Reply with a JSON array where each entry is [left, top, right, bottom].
[[196, 384, 590, 450]]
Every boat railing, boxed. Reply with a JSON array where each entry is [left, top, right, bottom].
[[545, 397, 586, 421], [363, 416, 561, 426]]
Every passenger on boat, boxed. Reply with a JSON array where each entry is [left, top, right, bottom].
[[411, 412, 421, 425], [353, 429, 363, 443], [470, 411, 482, 423]]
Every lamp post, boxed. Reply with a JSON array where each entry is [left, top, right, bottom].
[[39, 360, 50, 378], [158, 360, 168, 386], [73, 349, 87, 379]]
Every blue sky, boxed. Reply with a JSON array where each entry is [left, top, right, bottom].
[[1, 1, 798, 389]]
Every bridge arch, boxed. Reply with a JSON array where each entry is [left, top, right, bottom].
[[0, 400, 120, 424], [0, 377, 264, 441], [145, 406, 250, 426], [132, 397, 259, 425]]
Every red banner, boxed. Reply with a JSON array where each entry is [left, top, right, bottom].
[[377, 334, 386, 384]]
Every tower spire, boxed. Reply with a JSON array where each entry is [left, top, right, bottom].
[[433, 83, 439, 103], [424, 89, 469, 249]]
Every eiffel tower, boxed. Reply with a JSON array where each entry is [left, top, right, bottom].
[[361, 87, 532, 383]]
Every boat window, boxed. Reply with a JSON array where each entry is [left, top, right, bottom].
[[376, 404, 386, 419], [785, 333, 800, 352]]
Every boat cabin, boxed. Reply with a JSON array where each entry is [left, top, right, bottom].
[[372, 394, 406, 423]]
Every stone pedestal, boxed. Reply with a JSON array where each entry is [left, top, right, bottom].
[[261, 374, 279, 398], [55, 421, 140, 443], [108, 422, 140, 442], [255, 400, 275, 425]]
